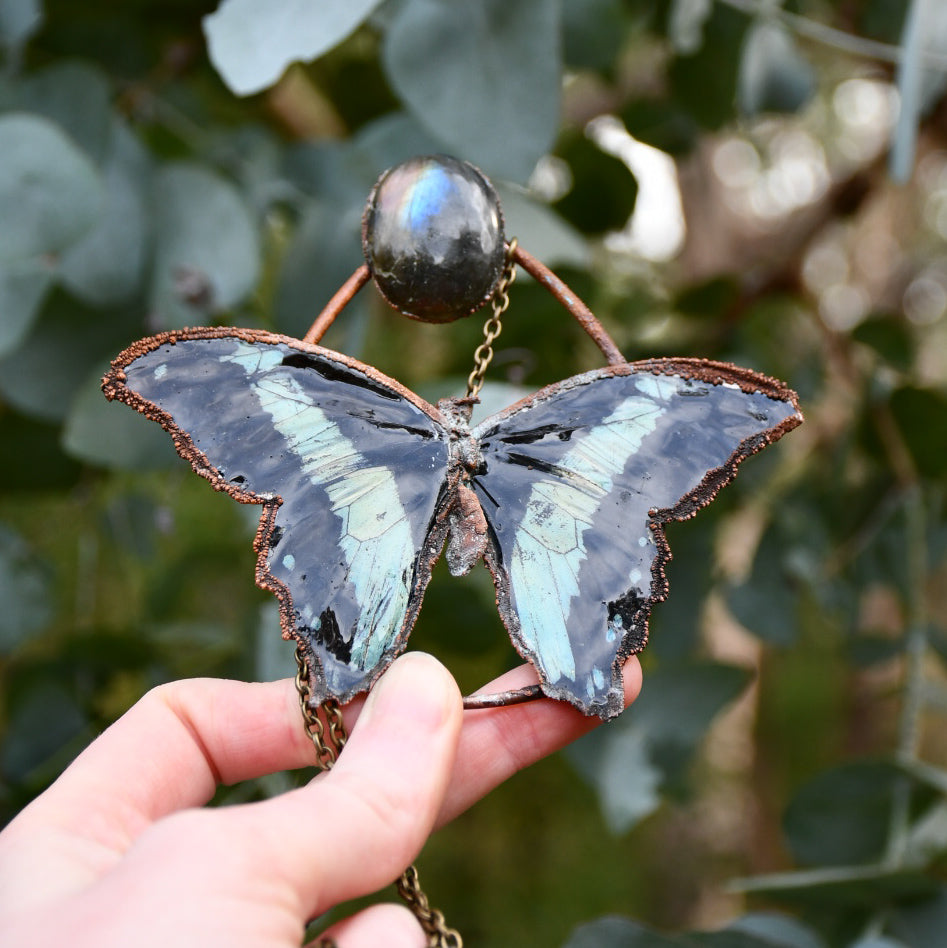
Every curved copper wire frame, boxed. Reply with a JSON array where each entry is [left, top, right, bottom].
[[302, 244, 626, 711]]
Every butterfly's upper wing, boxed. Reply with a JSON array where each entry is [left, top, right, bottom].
[[471, 359, 802, 720], [103, 327, 452, 705]]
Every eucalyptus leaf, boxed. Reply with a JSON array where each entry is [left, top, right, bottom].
[[255, 602, 298, 682], [725, 914, 825, 948], [564, 916, 686, 948], [274, 198, 365, 340], [737, 20, 816, 116], [0, 0, 42, 55], [553, 135, 638, 236], [149, 163, 260, 328], [889, 887, 947, 948], [61, 366, 178, 470], [203, 0, 384, 96], [15, 60, 112, 164], [0, 291, 136, 422], [59, 119, 151, 306], [570, 725, 662, 834], [668, 0, 712, 55], [496, 184, 590, 269], [0, 524, 54, 653], [562, 0, 627, 70], [727, 524, 799, 645], [383, 0, 561, 181], [1, 679, 88, 782], [0, 257, 54, 356], [783, 761, 910, 867], [0, 112, 103, 262]]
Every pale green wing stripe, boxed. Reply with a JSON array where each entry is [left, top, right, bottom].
[[510, 395, 662, 683], [221, 342, 414, 669]]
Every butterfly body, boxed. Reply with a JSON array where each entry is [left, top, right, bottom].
[[104, 326, 801, 720]]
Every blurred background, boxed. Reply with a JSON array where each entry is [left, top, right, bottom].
[[2, 1, 947, 946]]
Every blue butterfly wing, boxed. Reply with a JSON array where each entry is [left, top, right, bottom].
[[472, 360, 802, 720], [104, 328, 451, 704]]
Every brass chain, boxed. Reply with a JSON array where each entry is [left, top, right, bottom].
[[293, 647, 462, 948], [465, 238, 518, 398], [396, 865, 463, 948], [294, 645, 345, 769]]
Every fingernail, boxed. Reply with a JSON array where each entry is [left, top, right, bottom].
[[358, 652, 458, 733]]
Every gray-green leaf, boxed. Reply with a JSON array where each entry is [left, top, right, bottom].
[[203, 0, 384, 96], [0, 112, 103, 262], [149, 163, 260, 328], [383, 0, 561, 181]]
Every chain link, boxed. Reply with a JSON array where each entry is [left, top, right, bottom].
[[293, 646, 462, 948], [397, 865, 463, 948], [465, 238, 518, 398], [294, 645, 345, 770]]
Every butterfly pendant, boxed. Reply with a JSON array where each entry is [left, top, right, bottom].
[[103, 325, 801, 720]]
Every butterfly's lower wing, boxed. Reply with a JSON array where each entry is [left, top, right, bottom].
[[472, 359, 802, 720], [104, 328, 451, 705]]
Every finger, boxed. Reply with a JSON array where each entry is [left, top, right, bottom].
[[8, 677, 326, 833], [0, 676, 331, 912], [310, 903, 426, 948], [113, 653, 464, 922], [438, 655, 643, 825]]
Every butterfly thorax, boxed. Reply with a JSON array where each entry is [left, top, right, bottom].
[[437, 396, 489, 577]]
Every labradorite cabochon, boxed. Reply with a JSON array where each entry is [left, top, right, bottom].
[[362, 155, 506, 322]]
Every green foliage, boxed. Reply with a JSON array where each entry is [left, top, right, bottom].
[[3, 1, 947, 946]]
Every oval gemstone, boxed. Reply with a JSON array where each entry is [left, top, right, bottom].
[[362, 155, 506, 322]]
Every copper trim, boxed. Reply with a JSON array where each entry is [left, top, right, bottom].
[[302, 264, 371, 345], [462, 684, 544, 710], [512, 245, 625, 366]]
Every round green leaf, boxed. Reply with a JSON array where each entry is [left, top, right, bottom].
[[0, 290, 138, 421], [889, 386, 947, 479], [563, 917, 684, 948], [0, 0, 42, 54], [149, 163, 260, 328], [0, 524, 54, 654], [738, 21, 816, 116], [496, 184, 590, 268], [203, 0, 384, 96], [783, 761, 907, 867], [62, 366, 178, 470], [275, 199, 365, 339], [383, 0, 561, 181], [0, 257, 54, 356], [726, 914, 825, 948], [16, 60, 113, 164], [553, 135, 638, 235], [890, 887, 947, 948], [59, 119, 151, 306], [727, 524, 800, 645], [0, 112, 103, 262]]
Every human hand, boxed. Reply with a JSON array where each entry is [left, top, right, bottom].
[[0, 652, 641, 947]]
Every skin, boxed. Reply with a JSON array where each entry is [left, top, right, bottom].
[[0, 652, 642, 947]]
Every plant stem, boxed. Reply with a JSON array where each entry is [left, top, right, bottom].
[[885, 486, 929, 866]]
